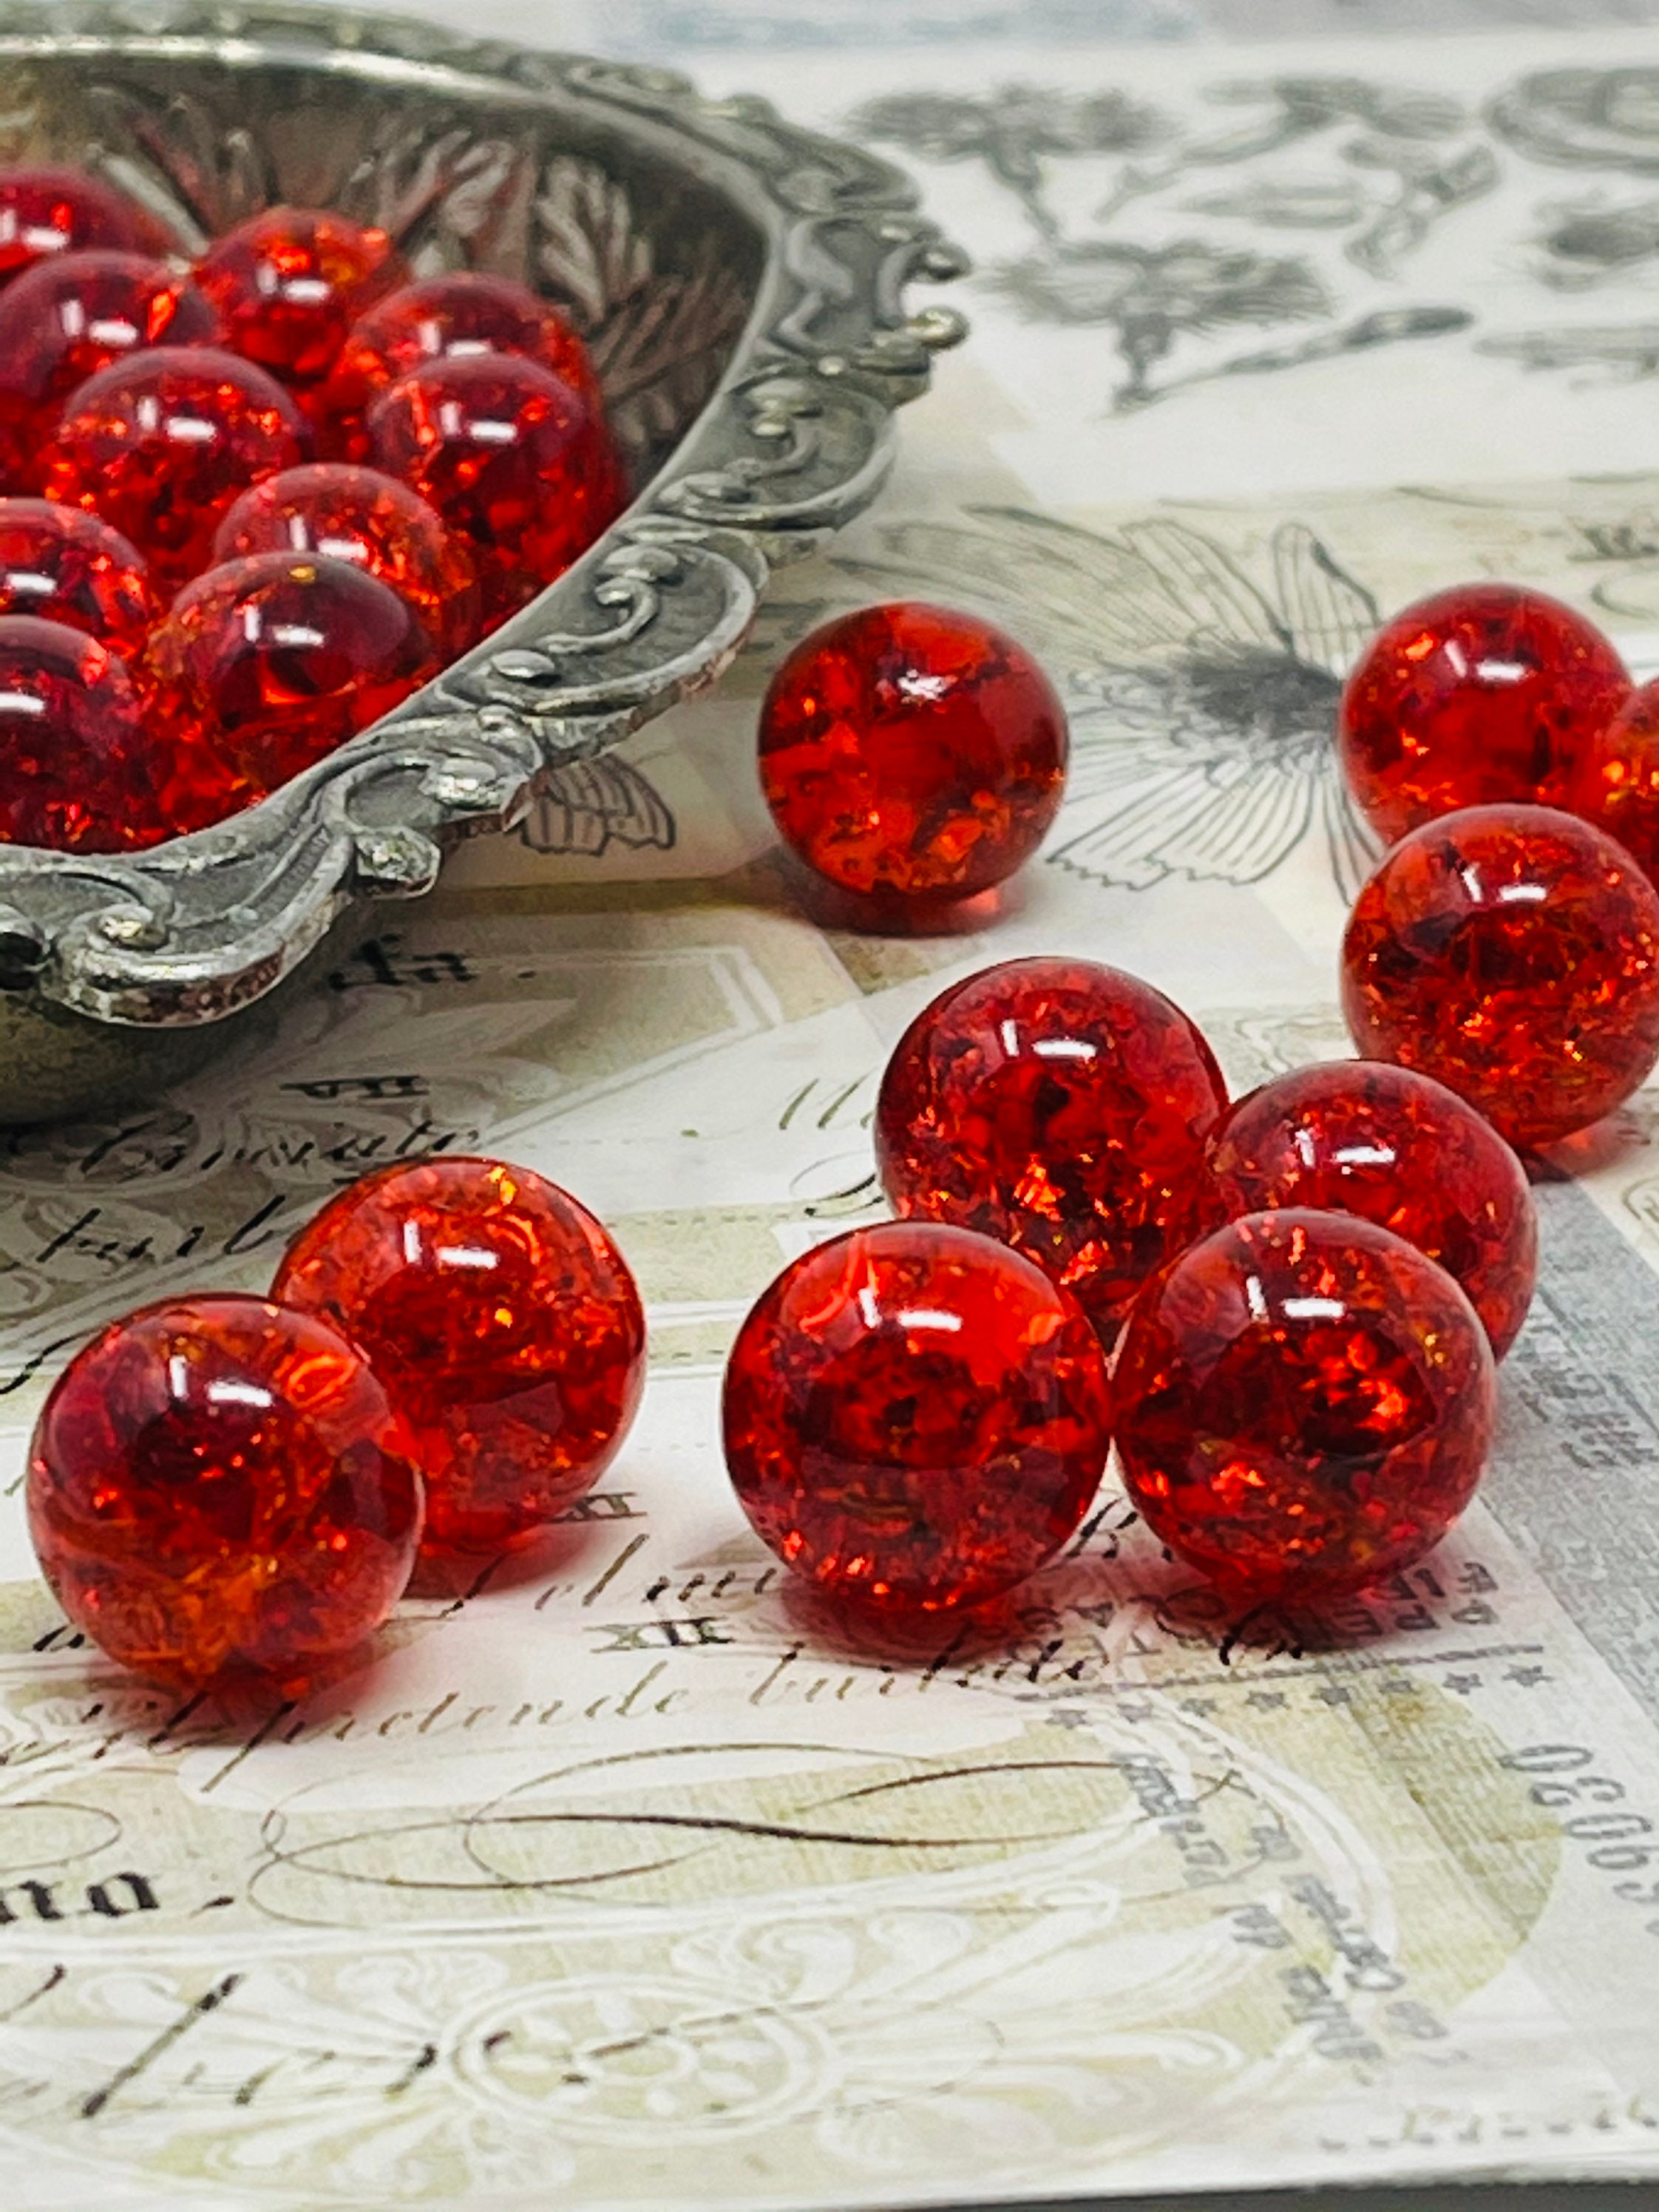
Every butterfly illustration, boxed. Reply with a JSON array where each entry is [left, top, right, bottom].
[[832, 506, 1382, 900], [518, 754, 676, 858]]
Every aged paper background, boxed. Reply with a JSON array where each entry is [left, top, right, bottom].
[[3, 8, 1659, 2210]]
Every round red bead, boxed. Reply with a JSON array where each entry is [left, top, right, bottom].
[[0, 498, 160, 654], [1342, 801, 1659, 1150], [876, 957, 1227, 1331], [1114, 1208, 1495, 1606], [759, 602, 1068, 908], [0, 166, 140, 291], [323, 271, 604, 457], [27, 1294, 422, 1690], [722, 1221, 1113, 1612], [142, 552, 439, 798], [41, 345, 308, 583], [214, 462, 478, 655], [271, 1157, 646, 1556], [0, 614, 166, 852], [0, 249, 222, 481], [1201, 1059, 1537, 1359], [1338, 582, 1630, 847], [367, 353, 622, 629], [1571, 677, 1659, 887], [194, 206, 407, 390]]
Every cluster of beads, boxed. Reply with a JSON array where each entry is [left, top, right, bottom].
[[727, 951, 1522, 1618], [1337, 582, 1659, 1148], [28, 1157, 645, 1689], [33, 560, 1658, 1679], [0, 169, 622, 856]]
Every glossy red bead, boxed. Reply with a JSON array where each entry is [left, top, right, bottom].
[[1570, 678, 1659, 887], [0, 166, 140, 291], [322, 271, 604, 458], [722, 1221, 1113, 1612], [367, 353, 623, 629], [271, 1157, 646, 1556], [1342, 802, 1659, 1150], [0, 614, 168, 852], [0, 498, 160, 654], [1114, 1209, 1495, 1606], [876, 957, 1228, 1331], [1201, 1059, 1537, 1359], [27, 1294, 422, 1690], [759, 602, 1068, 908], [41, 345, 308, 583], [142, 552, 439, 799], [214, 462, 479, 654], [1338, 582, 1631, 846], [194, 206, 407, 390], [0, 250, 222, 481]]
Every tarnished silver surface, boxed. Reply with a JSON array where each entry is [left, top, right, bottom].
[[0, 0, 966, 1119]]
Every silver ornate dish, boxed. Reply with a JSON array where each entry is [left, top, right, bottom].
[[0, 0, 966, 1123]]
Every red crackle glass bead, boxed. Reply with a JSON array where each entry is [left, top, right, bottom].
[[0, 166, 140, 291], [41, 345, 308, 583], [722, 1221, 1113, 1612], [1570, 678, 1659, 887], [876, 957, 1227, 1332], [0, 498, 160, 655], [214, 462, 479, 655], [1201, 1059, 1537, 1360], [142, 552, 439, 798], [1342, 801, 1659, 1151], [367, 353, 623, 630], [322, 271, 605, 459], [0, 614, 171, 852], [271, 1157, 646, 1556], [1338, 582, 1630, 847], [0, 250, 223, 483], [759, 603, 1068, 909], [27, 1294, 422, 1690], [1114, 1208, 1496, 1607], [194, 206, 407, 392]]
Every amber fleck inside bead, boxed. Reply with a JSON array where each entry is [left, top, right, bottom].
[[367, 353, 624, 630], [323, 271, 605, 458], [194, 206, 407, 390], [0, 166, 140, 291], [1114, 1209, 1495, 1607], [1571, 678, 1659, 889], [1342, 801, 1659, 1150], [1338, 582, 1630, 846], [1202, 1059, 1537, 1359], [41, 345, 308, 583], [0, 498, 160, 655], [142, 552, 439, 798], [27, 1295, 423, 1690], [0, 249, 223, 481], [722, 1221, 1113, 1613], [759, 602, 1068, 909], [214, 462, 479, 654], [272, 1157, 646, 1556], [0, 614, 170, 852], [876, 957, 1227, 1331]]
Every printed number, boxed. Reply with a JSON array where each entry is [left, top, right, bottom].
[[1530, 1776, 1624, 1806], [1564, 1813, 1651, 1842], [1502, 1744, 1592, 1774]]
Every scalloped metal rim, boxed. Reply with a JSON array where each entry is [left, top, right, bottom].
[[0, 1, 967, 1028]]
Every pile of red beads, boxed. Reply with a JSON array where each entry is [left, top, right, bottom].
[[27, 1156, 644, 1689], [0, 166, 623, 857], [724, 940, 1529, 1619]]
